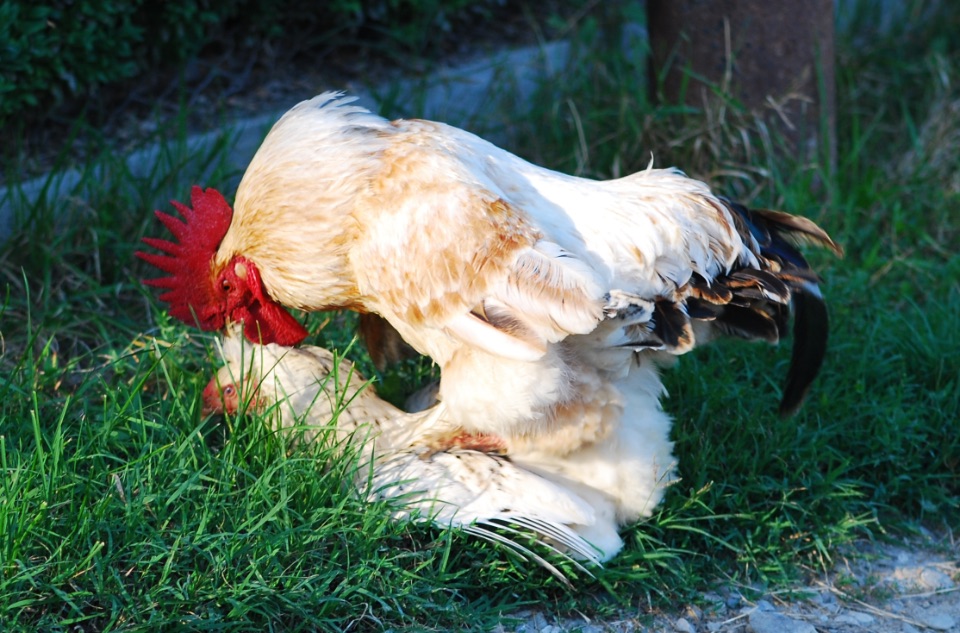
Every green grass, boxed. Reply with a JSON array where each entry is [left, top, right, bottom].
[[2, 2, 959, 630]]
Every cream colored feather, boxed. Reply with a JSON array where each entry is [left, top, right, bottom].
[[207, 330, 616, 577]]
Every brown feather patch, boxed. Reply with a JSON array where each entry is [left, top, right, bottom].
[[751, 208, 845, 257]]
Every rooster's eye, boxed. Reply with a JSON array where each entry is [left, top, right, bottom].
[[221, 279, 231, 292], [223, 385, 236, 396]]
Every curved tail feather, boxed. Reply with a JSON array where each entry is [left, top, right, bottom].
[[720, 200, 840, 414], [779, 283, 829, 417]]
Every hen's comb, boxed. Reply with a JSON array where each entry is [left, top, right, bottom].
[[136, 186, 234, 330]]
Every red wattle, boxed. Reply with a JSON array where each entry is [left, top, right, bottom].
[[244, 302, 309, 345], [240, 261, 308, 345]]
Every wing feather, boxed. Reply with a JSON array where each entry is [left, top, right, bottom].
[[352, 142, 606, 362]]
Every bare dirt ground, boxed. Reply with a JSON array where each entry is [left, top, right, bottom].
[[503, 532, 959, 633]]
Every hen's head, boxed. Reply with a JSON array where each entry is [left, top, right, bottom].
[[202, 373, 242, 416], [137, 186, 308, 345], [202, 367, 268, 416]]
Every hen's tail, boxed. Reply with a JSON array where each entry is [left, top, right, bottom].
[[696, 201, 843, 415], [779, 282, 830, 416]]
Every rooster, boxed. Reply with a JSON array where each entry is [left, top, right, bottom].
[[139, 92, 840, 536], [202, 330, 612, 577]]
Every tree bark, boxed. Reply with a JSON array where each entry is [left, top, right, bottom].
[[647, 0, 835, 166]]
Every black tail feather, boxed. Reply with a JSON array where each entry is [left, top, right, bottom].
[[778, 285, 829, 417], [701, 199, 840, 415]]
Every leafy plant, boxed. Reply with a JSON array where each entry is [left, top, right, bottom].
[[0, 0, 515, 128]]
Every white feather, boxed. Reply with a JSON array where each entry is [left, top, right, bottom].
[[210, 329, 611, 578]]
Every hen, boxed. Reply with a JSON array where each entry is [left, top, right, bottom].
[[203, 330, 612, 577], [140, 92, 840, 537]]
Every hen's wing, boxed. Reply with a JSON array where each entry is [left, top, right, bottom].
[[350, 122, 607, 364]]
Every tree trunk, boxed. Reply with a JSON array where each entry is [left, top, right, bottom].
[[647, 0, 835, 166]]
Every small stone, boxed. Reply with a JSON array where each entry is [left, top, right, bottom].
[[919, 567, 956, 590], [540, 626, 561, 633], [674, 617, 695, 633], [747, 611, 817, 633], [920, 612, 956, 631], [683, 605, 703, 621], [707, 623, 723, 632], [853, 611, 876, 624], [890, 565, 957, 592], [701, 591, 725, 604], [821, 601, 841, 615], [834, 612, 876, 625], [901, 624, 921, 633], [526, 614, 550, 632], [755, 600, 776, 612]]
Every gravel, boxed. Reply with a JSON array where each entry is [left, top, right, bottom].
[[500, 535, 959, 632]]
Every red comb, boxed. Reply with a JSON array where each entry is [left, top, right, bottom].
[[136, 186, 234, 331]]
